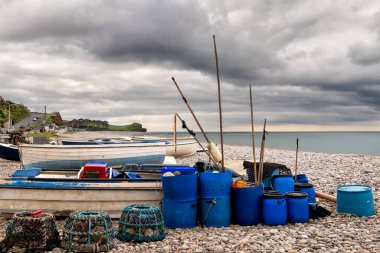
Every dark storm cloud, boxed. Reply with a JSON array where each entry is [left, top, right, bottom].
[[1, 0, 380, 130]]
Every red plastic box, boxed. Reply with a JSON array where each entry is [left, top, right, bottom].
[[82, 162, 108, 179]]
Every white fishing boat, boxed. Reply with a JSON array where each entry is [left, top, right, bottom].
[[19, 142, 166, 170]]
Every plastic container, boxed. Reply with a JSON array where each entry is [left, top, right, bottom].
[[271, 175, 294, 195], [286, 192, 309, 223], [337, 185, 375, 217], [294, 174, 308, 183], [264, 189, 279, 194], [295, 183, 316, 203], [162, 199, 197, 228], [232, 185, 263, 226], [161, 173, 197, 201], [199, 197, 230, 227], [262, 193, 287, 225], [161, 166, 196, 175], [82, 162, 108, 179], [199, 171, 232, 198]]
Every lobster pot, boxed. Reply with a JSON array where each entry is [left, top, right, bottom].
[[118, 205, 165, 243], [199, 171, 232, 227], [262, 193, 287, 226], [232, 185, 263, 226], [0, 212, 59, 252], [271, 175, 294, 195], [161, 172, 198, 201], [295, 183, 316, 203], [286, 192, 309, 223], [337, 185, 375, 217], [62, 210, 116, 252], [162, 199, 197, 228]]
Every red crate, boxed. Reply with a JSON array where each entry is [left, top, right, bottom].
[[82, 162, 108, 179]]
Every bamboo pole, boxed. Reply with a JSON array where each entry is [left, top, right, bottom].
[[316, 192, 336, 202], [174, 112, 220, 167], [258, 119, 267, 184], [295, 138, 299, 181], [171, 77, 211, 143], [213, 35, 225, 172], [173, 113, 177, 153], [249, 85, 258, 184]]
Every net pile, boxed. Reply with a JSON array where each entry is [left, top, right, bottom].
[[118, 205, 165, 243], [61, 210, 116, 253], [0, 211, 59, 253], [243, 161, 292, 182]]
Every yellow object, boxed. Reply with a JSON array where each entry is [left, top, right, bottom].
[[207, 142, 222, 163]]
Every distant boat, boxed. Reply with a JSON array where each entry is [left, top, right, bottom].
[[0, 143, 20, 161], [19, 142, 167, 170], [61, 136, 199, 157], [0, 164, 187, 217]]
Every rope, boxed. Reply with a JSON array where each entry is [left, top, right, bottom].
[[202, 199, 217, 226]]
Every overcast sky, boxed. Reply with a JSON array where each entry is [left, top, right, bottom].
[[1, 0, 380, 131]]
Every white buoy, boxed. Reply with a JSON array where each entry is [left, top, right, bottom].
[[207, 142, 222, 164]]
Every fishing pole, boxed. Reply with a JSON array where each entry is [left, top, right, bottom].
[[249, 85, 258, 184]]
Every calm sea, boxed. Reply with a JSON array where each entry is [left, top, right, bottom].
[[150, 132, 380, 156]]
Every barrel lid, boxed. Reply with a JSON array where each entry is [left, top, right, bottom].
[[286, 192, 307, 198], [263, 192, 285, 199], [337, 185, 371, 193], [294, 183, 313, 189], [272, 174, 293, 178], [264, 190, 280, 194]]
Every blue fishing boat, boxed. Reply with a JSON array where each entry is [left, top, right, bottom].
[[0, 143, 20, 161]]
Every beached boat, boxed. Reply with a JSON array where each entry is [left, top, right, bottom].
[[19, 142, 166, 170], [0, 143, 20, 161], [0, 164, 186, 217], [61, 136, 199, 157]]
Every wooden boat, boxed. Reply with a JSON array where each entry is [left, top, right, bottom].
[[19, 142, 166, 170], [0, 164, 186, 217], [61, 137, 199, 157], [0, 143, 20, 161]]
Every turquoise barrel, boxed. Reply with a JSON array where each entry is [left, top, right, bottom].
[[295, 183, 316, 203], [286, 192, 309, 223], [199, 171, 232, 227], [232, 185, 263, 226], [294, 174, 308, 183], [262, 193, 287, 225], [161, 173, 198, 201], [271, 175, 294, 195], [337, 185, 375, 216], [162, 199, 197, 228]]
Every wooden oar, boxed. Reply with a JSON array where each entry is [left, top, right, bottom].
[[249, 85, 258, 184], [213, 35, 225, 173], [295, 138, 299, 181], [316, 192, 337, 202]]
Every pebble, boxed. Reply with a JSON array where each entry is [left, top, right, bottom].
[[0, 139, 379, 253]]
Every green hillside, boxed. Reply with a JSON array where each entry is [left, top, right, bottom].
[[0, 96, 30, 125]]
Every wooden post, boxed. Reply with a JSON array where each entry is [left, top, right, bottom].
[[173, 113, 177, 153], [295, 138, 299, 181], [249, 85, 258, 184]]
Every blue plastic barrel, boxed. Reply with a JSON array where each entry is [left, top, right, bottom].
[[295, 183, 316, 203], [286, 192, 309, 223], [337, 185, 375, 217], [199, 171, 232, 227], [199, 171, 232, 198], [262, 193, 287, 225], [162, 199, 197, 228], [161, 173, 198, 201], [232, 185, 263, 226], [271, 175, 294, 195], [199, 198, 230, 227], [294, 174, 308, 183]]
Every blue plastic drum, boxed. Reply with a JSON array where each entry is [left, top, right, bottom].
[[295, 183, 316, 203], [200, 197, 231, 227], [161, 173, 198, 201], [271, 175, 294, 195], [286, 192, 309, 223], [294, 174, 308, 183], [162, 199, 197, 228], [199, 171, 232, 198], [232, 185, 263, 226], [337, 185, 375, 217], [262, 193, 287, 226]]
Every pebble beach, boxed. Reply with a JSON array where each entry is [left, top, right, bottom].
[[0, 132, 379, 252]]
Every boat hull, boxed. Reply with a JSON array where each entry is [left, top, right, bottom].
[[19, 143, 166, 170], [0, 143, 20, 161], [0, 179, 162, 218], [166, 141, 198, 157]]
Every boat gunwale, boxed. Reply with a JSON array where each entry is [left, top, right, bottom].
[[20, 142, 167, 149]]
